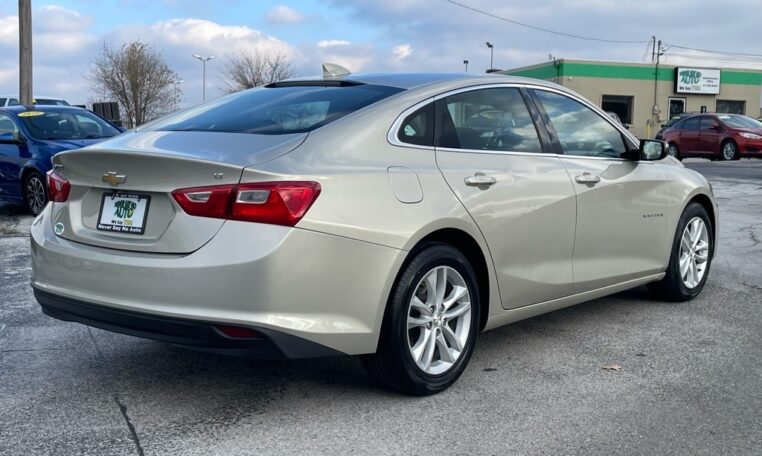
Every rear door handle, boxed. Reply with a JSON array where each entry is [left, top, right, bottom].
[[575, 173, 601, 184], [464, 173, 497, 187]]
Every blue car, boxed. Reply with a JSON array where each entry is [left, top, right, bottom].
[[0, 106, 121, 214]]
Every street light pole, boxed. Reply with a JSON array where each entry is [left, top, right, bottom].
[[485, 42, 494, 72], [19, 0, 32, 107], [463, 60, 469, 72], [192, 54, 215, 102]]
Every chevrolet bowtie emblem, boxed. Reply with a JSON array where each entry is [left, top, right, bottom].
[[102, 172, 127, 186]]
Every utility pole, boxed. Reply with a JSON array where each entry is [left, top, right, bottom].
[[651, 39, 663, 138], [19, 0, 32, 107]]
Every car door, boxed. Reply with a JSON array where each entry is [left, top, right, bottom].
[[529, 88, 670, 293], [0, 113, 23, 200], [698, 116, 723, 155], [433, 86, 577, 309], [678, 117, 701, 155]]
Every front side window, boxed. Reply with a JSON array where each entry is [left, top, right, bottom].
[[144, 84, 404, 135], [533, 90, 627, 158], [700, 117, 719, 131], [435, 87, 542, 153]]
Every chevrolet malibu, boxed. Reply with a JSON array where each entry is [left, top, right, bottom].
[[31, 72, 717, 395]]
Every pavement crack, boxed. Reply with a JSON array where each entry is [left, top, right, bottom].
[[113, 393, 145, 456], [87, 327, 106, 362]]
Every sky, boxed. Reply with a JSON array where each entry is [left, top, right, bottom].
[[0, 0, 761, 107]]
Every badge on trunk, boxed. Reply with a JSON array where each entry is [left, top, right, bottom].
[[102, 172, 127, 186]]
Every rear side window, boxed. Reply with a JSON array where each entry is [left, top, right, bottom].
[[435, 88, 542, 153], [398, 103, 434, 146], [145, 84, 404, 135]]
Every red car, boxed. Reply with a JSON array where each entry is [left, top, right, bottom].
[[662, 113, 762, 161]]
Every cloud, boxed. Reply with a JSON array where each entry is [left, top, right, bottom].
[[265, 5, 306, 25], [317, 39, 351, 48], [392, 44, 412, 61]]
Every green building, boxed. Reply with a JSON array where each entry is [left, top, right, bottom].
[[501, 59, 762, 138]]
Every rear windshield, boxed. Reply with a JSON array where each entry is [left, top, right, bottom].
[[144, 84, 404, 135], [718, 114, 762, 129]]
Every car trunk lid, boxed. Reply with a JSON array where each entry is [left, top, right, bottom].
[[49, 131, 306, 253]]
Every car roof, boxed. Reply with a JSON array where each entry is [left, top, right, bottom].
[[278, 72, 563, 91], [0, 105, 88, 114]]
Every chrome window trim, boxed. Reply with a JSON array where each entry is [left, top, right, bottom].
[[386, 82, 645, 163]]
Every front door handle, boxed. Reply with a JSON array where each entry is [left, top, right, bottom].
[[464, 173, 497, 187], [575, 173, 601, 185]]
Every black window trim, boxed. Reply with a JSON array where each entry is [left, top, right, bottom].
[[387, 83, 643, 163]]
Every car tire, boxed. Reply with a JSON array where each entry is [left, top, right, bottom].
[[362, 243, 480, 396], [22, 170, 48, 216], [667, 143, 682, 160], [721, 140, 738, 161], [648, 202, 713, 302]]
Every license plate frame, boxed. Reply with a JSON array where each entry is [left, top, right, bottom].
[[96, 192, 151, 235]]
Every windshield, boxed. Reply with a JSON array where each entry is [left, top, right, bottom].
[[34, 99, 69, 106], [18, 110, 120, 140], [144, 84, 404, 135], [718, 114, 762, 129]]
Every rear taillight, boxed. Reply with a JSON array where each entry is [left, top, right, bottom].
[[171, 181, 321, 227], [46, 171, 70, 203]]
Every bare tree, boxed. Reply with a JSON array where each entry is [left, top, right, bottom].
[[90, 41, 181, 128], [221, 50, 295, 93]]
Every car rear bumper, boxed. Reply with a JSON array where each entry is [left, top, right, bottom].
[[35, 288, 342, 358], [30, 204, 405, 356]]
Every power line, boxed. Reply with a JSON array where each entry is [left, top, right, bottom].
[[444, 0, 649, 44], [664, 44, 762, 59]]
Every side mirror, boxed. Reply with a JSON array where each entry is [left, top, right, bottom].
[[0, 132, 24, 144], [639, 139, 667, 161]]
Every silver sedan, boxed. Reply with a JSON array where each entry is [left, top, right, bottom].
[[31, 71, 717, 395]]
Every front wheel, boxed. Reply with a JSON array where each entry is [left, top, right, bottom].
[[721, 140, 738, 161], [363, 243, 480, 395], [649, 202, 713, 301], [667, 143, 682, 160], [23, 171, 47, 216]]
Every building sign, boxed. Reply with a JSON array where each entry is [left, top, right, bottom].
[[675, 67, 721, 94]]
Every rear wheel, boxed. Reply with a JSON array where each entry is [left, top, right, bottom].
[[649, 202, 713, 301], [721, 140, 738, 161], [23, 171, 47, 216], [363, 243, 480, 395]]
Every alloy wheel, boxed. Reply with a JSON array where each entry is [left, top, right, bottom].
[[26, 175, 46, 215], [668, 144, 679, 158], [722, 142, 736, 160], [406, 265, 471, 375], [679, 217, 710, 289]]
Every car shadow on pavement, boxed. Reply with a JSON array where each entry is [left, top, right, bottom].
[[81, 284, 667, 406]]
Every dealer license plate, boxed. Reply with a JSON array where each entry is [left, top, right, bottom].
[[97, 192, 150, 235]]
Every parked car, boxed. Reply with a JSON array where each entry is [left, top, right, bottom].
[[655, 113, 696, 140], [661, 113, 762, 160], [605, 111, 630, 129], [31, 72, 717, 395], [0, 106, 121, 214], [0, 96, 69, 106]]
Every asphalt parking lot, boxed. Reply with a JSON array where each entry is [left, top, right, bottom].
[[1, 159, 761, 455]]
